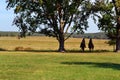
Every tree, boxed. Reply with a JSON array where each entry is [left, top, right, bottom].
[[112, 0, 120, 52], [92, 0, 120, 52], [6, 0, 93, 52]]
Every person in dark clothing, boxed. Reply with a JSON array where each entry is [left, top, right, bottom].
[[80, 38, 86, 51], [88, 38, 94, 51]]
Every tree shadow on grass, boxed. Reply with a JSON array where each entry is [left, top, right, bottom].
[[61, 62, 120, 70], [14, 49, 58, 52], [11, 49, 113, 53], [66, 50, 113, 53], [9, 46, 114, 53]]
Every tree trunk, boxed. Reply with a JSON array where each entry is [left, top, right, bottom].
[[58, 33, 65, 52], [112, 0, 120, 52], [57, 18, 66, 52], [116, 23, 120, 52]]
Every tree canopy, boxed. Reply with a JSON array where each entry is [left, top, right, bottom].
[[6, 0, 94, 52], [6, 0, 93, 36], [93, 0, 120, 52]]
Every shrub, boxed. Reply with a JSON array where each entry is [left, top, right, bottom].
[[15, 47, 24, 51], [15, 47, 33, 51]]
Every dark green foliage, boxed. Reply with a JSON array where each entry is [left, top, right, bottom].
[[6, 0, 94, 52], [91, 0, 120, 52], [6, 0, 92, 38], [91, 0, 120, 51], [107, 39, 116, 46]]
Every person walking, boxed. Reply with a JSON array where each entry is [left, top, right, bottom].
[[88, 38, 94, 51], [80, 38, 86, 51]]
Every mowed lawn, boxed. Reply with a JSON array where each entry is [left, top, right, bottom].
[[0, 37, 120, 80], [0, 52, 120, 80]]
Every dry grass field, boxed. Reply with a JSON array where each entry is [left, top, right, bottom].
[[0, 36, 113, 52]]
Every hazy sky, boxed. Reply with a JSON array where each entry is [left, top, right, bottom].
[[0, 1, 100, 33], [0, 1, 18, 31]]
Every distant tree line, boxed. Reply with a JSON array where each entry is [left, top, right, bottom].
[[0, 32, 18, 37], [0, 32, 44, 37], [0, 31, 108, 39], [72, 32, 108, 39]]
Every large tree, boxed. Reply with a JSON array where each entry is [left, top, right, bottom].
[[6, 0, 92, 52], [92, 0, 120, 52]]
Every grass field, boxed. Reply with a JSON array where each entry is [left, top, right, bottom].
[[0, 37, 119, 80], [0, 36, 113, 51]]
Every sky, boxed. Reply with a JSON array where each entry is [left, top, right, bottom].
[[0, 1, 18, 31], [0, 1, 100, 33]]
